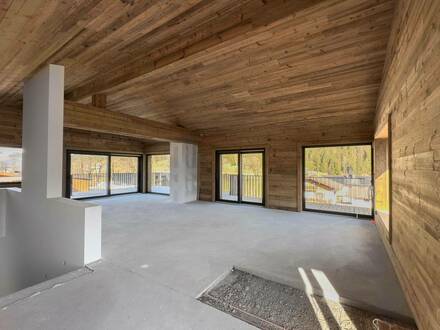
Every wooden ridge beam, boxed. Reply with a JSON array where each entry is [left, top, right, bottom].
[[66, 0, 321, 101], [63, 101, 200, 143]]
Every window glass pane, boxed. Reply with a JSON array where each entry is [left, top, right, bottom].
[[70, 154, 109, 199], [0, 147, 22, 184], [111, 156, 139, 195], [219, 153, 239, 201], [374, 137, 390, 231], [304, 145, 373, 216], [148, 155, 170, 194], [241, 153, 263, 203]]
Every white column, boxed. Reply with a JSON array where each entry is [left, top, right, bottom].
[[22, 65, 64, 198], [0, 65, 102, 295], [170, 143, 198, 203]]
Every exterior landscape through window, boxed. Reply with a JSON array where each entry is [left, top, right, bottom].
[[0, 147, 22, 185], [303, 145, 373, 217]]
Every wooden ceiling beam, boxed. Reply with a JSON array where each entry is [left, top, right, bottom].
[[63, 101, 200, 143], [66, 0, 322, 101]]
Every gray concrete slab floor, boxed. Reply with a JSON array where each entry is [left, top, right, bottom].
[[0, 194, 412, 329]]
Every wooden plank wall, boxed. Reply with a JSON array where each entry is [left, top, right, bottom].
[[374, 1, 440, 329], [64, 128, 145, 154], [0, 107, 21, 147], [144, 142, 170, 155], [199, 121, 373, 210], [0, 109, 147, 153]]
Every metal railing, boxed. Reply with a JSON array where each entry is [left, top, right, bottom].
[[111, 173, 138, 188], [221, 174, 263, 199], [305, 176, 372, 202], [151, 172, 170, 187], [71, 173, 107, 194], [71, 172, 138, 196], [304, 175, 373, 215]]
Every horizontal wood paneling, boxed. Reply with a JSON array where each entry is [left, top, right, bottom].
[[64, 128, 145, 154], [374, 1, 440, 329], [144, 142, 170, 154], [0, 108, 148, 153], [0, 106, 21, 147], [200, 121, 373, 210], [101, 0, 394, 134], [0, 101, 199, 145], [0, 0, 394, 136], [64, 101, 200, 143]]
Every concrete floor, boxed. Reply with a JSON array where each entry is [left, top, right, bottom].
[[0, 194, 411, 329]]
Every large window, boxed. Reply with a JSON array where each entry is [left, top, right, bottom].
[[67, 151, 141, 199], [374, 120, 391, 241], [0, 147, 22, 186], [216, 150, 264, 205], [147, 154, 170, 194], [69, 154, 109, 198], [303, 144, 373, 217], [111, 156, 139, 195]]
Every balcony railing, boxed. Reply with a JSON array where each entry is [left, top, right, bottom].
[[71, 172, 138, 197], [221, 174, 263, 199], [304, 175, 373, 215], [151, 172, 169, 187], [149, 172, 170, 194]]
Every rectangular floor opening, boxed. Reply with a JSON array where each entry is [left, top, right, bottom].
[[198, 268, 415, 330]]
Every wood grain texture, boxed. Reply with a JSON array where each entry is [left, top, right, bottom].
[[0, 105, 21, 147], [0, 0, 394, 135], [0, 0, 203, 105], [0, 101, 199, 144], [64, 128, 146, 154], [101, 0, 395, 133], [144, 142, 170, 155], [64, 101, 200, 143], [199, 121, 373, 210], [374, 1, 440, 329]]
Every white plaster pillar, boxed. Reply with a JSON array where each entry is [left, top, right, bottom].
[[22, 65, 64, 198], [170, 143, 198, 203], [0, 65, 102, 294]]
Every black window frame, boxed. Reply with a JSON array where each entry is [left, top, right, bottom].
[[302, 143, 374, 219], [215, 149, 265, 206], [66, 150, 143, 200]]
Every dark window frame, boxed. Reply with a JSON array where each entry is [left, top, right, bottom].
[[66, 150, 143, 200], [302, 143, 374, 219], [215, 149, 265, 206]]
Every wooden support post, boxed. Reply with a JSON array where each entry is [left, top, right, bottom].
[[92, 94, 107, 108]]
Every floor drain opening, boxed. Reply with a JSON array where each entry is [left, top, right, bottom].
[[198, 268, 416, 330]]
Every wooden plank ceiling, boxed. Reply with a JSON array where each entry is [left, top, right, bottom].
[[0, 0, 395, 136]]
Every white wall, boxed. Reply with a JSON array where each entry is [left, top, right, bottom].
[[0, 65, 101, 297], [0, 189, 20, 295], [170, 143, 198, 203], [0, 189, 5, 237]]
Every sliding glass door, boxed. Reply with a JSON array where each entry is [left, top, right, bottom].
[[241, 152, 263, 203], [147, 154, 170, 194], [67, 151, 141, 199], [216, 150, 264, 205], [111, 156, 139, 194], [219, 153, 239, 201], [69, 154, 109, 199]]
